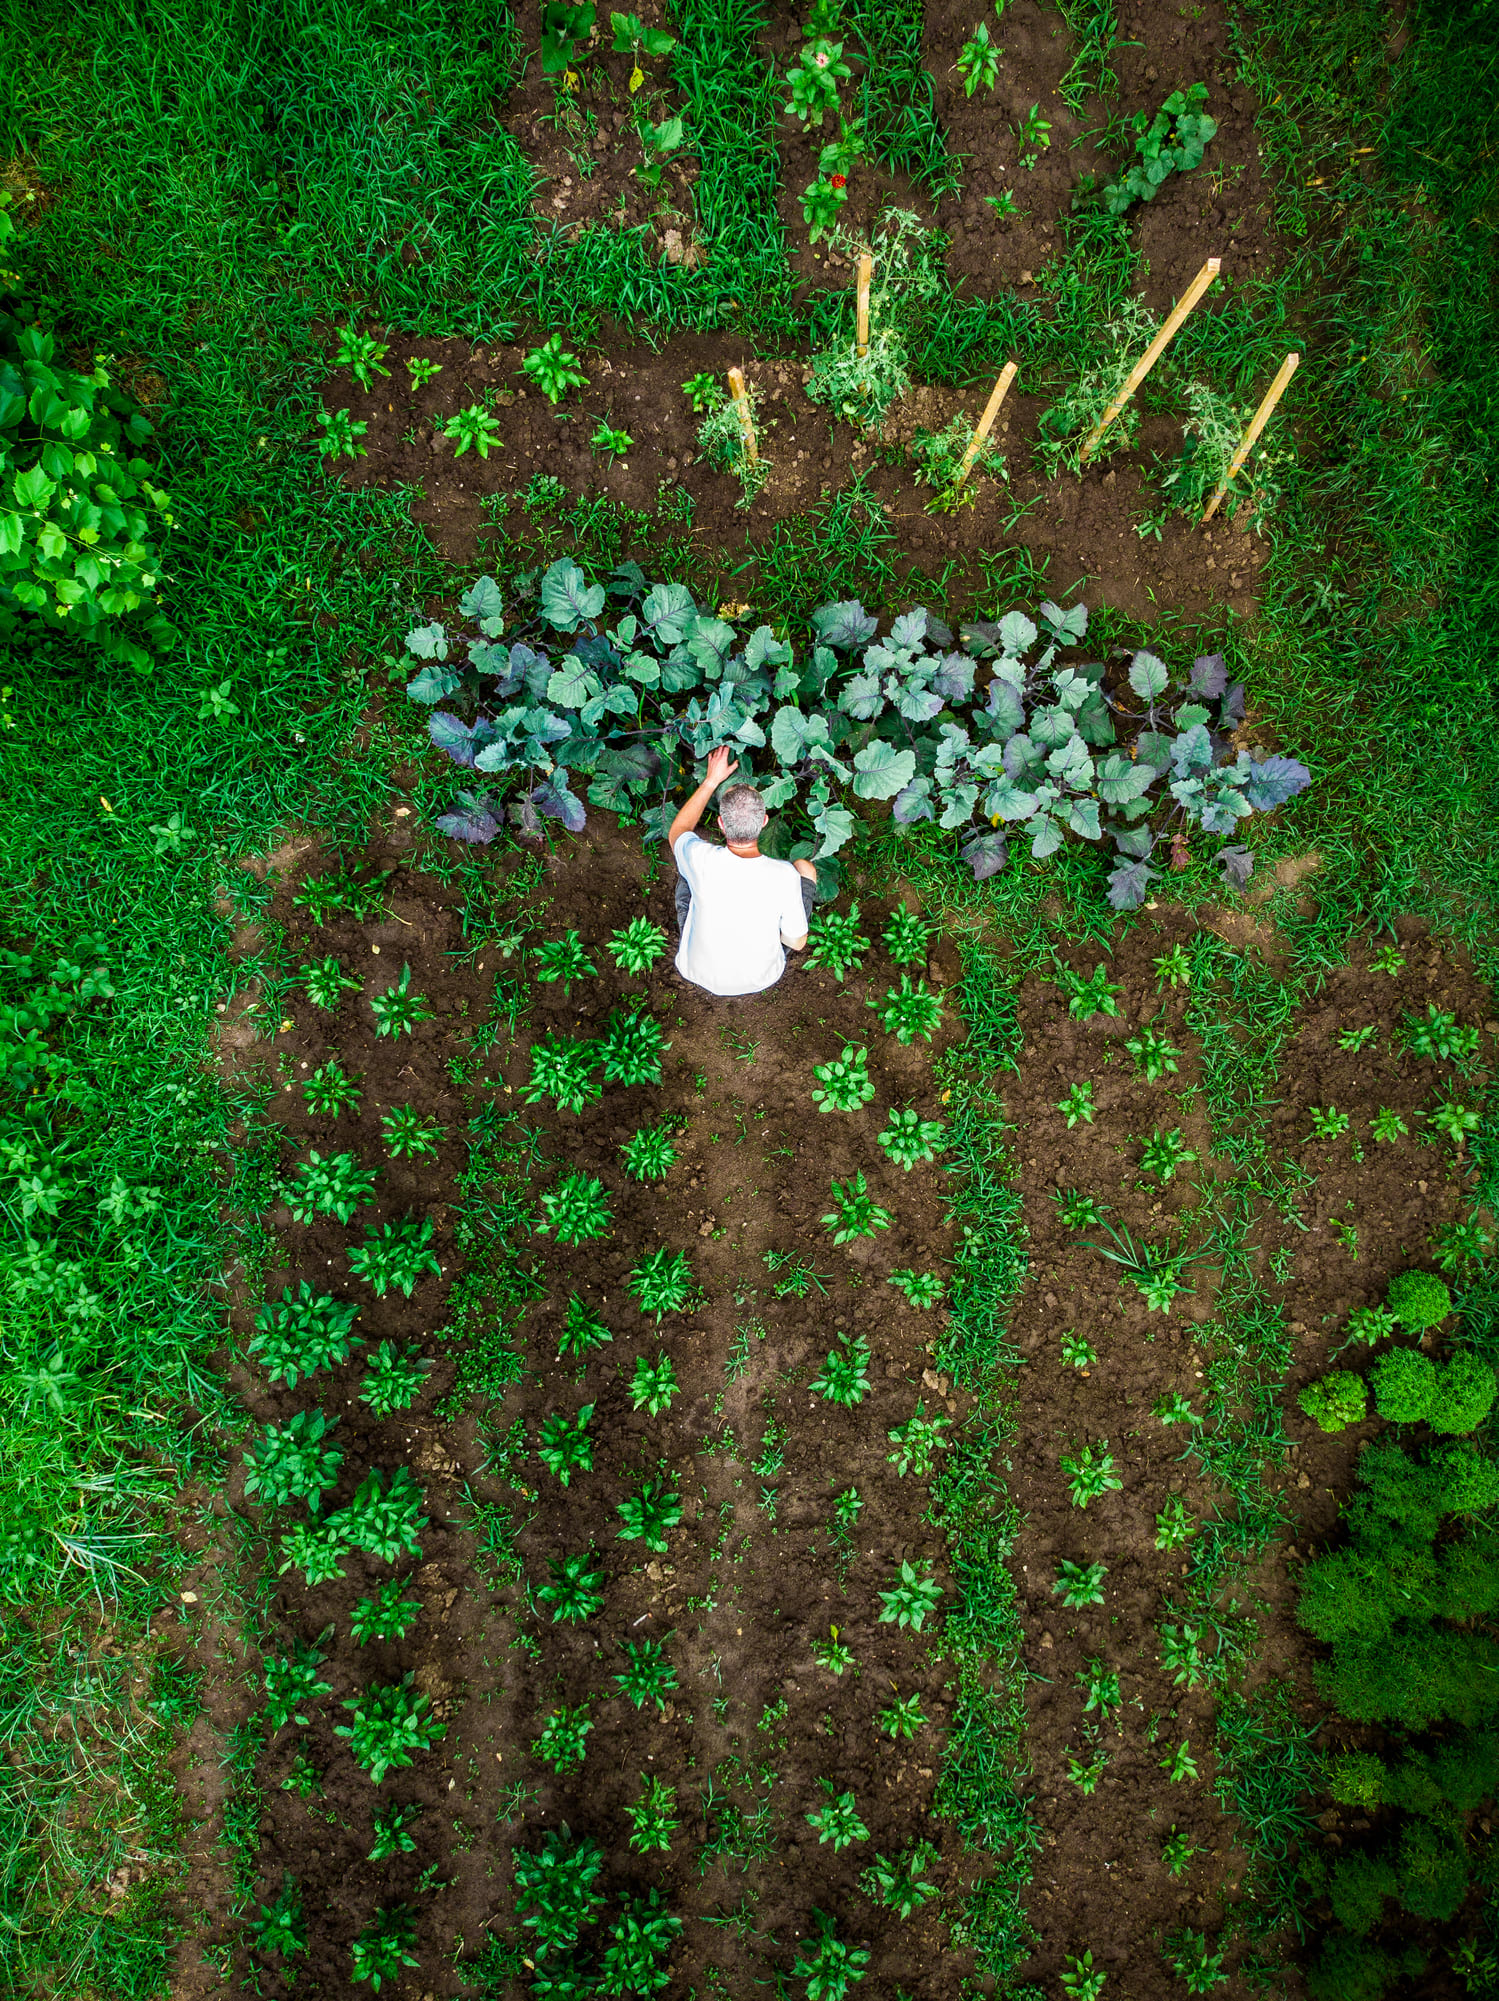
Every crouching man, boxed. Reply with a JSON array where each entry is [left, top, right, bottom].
[[667, 745, 818, 997]]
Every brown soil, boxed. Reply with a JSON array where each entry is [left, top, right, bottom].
[[234, 817, 988, 1998], [999, 914, 1495, 1994], [336, 326, 1263, 629]]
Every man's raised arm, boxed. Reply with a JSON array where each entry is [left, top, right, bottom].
[[666, 744, 738, 850]]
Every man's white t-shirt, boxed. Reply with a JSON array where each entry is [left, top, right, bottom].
[[672, 832, 808, 996]]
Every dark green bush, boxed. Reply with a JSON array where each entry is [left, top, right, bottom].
[[1299, 1369, 1369, 1432], [1327, 1751, 1386, 1809], [1430, 1350, 1498, 1434], [1385, 1269, 1452, 1332], [1306, 1935, 1423, 2001], [1370, 1346, 1437, 1423], [1328, 1851, 1396, 1935], [1395, 1815, 1468, 1921], [1317, 1629, 1499, 1729]]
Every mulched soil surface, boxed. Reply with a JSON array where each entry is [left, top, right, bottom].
[[221, 812, 984, 1998]]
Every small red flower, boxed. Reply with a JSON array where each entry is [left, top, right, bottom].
[[830, 173, 847, 189]]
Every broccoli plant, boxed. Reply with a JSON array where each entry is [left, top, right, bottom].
[[877, 1690, 927, 1740], [351, 1578, 421, 1646], [627, 1352, 678, 1415], [358, 1342, 431, 1417], [350, 1904, 419, 1989], [883, 907, 931, 964], [369, 964, 435, 1038], [822, 1169, 891, 1244], [792, 1910, 869, 2000], [598, 1005, 668, 1086], [303, 1059, 363, 1118], [1126, 1018, 1182, 1081], [805, 902, 870, 980], [607, 915, 669, 975], [250, 1284, 362, 1387], [523, 1034, 603, 1114], [243, 1409, 342, 1512], [869, 975, 943, 1044], [621, 1121, 678, 1181], [533, 1702, 593, 1774], [1140, 1128, 1196, 1181], [616, 1479, 683, 1553], [368, 1801, 421, 1861], [537, 1552, 605, 1623], [536, 1170, 613, 1244], [1061, 1441, 1124, 1508], [521, 334, 589, 404], [628, 1246, 695, 1320], [1053, 1559, 1108, 1609], [534, 929, 597, 996], [624, 1774, 679, 1852], [285, 1150, 377, 1226], [538, 1404, 595, 1486], [348, 1215, 441, 1297], [887, 1401, 950, 1477], [558, 1293, 613, 1359], [380, 1105, 445, 1159], [301, 954, 362, 1010], [252, 1874, 307, 1959], [335, 1680, 446, 1783], [878, 1559, 943, 1631], [329, 1467, 428, 1563], [806, 1780, 869, 1850], [878, 1105, 946, 1170], [614, 1638, 677, 1711], [811, 1329, 873, 1406], [264, 1644, 333, 1730], [812, 1043, 875, 1112], [887, 1267, 945, 1309]]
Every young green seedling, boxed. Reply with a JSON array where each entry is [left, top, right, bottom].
[[328, 1467, 428, 1563], [1077, 1657, 1121, 1716], [1064, 1742, 1108, 1794], [811, 1329, 873, 1406], [620, 1122, 677, 1181], [1053, 1559, 1107, 1609], [869, 976, 943, 1043], [1161, 1738, 1198, 1783], [627, 1246, 695, 1320], [822, 1170, 891, 1243], [317, 407, 367, 458], [878, 1559, 944, 1631], [956, 19, 1001, 93], [264, 1645, 333, 1731], [877, 1691, 927, 1740], [878, 1105, 946, 1170], [1370, 1106, 1408, 1143], [1140, 1127, 1196, 1181], [285, 1150, 377, 1225], [616, 1479, 682, 1554], [887, 1401, 950, 1477], [882, 907, 930, 965], [625, 1774, 679, 1853], [350, 1907, 418, 1989], [537, 1552, 605, 1624], [524, 1034, 603, 1114], [368, 1801, 421, 1861], [598, 1005, 668, 1087], [1056, 1188, 1105, 1229], [1307, 1104, 1349, 1140], [807, 1781, 869, 1850], [1059, 962, 1122, 1019], [250, 1285, 362, 1387], [627, 1353, 678, 1415], [538, 1405, 595, 1486], [335, 1679, 446, 1782], [243, 1409, 342, 1512], [591, 419, 632, 457], [534, 929, 597, 997], [334, 325, 389, 387], [301, 954, 362, 1010], [252, 1876, 307, 1959], [1057, 1079, 1095, 1127], [887, 1268, 945, 1309], [1060, 1950, 1108, 1999], [1153, 1496, 1196, 1550], [348, 1215, 441, 1297], [1160, 1622, 1205, 1689], [812, 1043, 875, 1112], [1060, 1330, 1097, 1370], [614, 1640, 677, 1712], [805, 902, 870, 980], [404, 356, 442, 388], [1125, 1018, 1181, 1081], [811, 1627, 856, 1676], [1338, 1023, 1377, 1052], [521, 333, 589, 403], [1153, 942, 1192, 989], [1161, 1826, 1199, 1879], [859, 1841, 939, 1920], [1371, 944, 1405, 975], [358, 1341, 431, 1417], [380, 1104, 444, 1159], [533, 1702, 593, 1773], [607, 915, 669, 975], [351, 1579, 421, 1646], [558, 1294, 613, 1360], [443, 403, 502, 457], [369, 964, 435, 1038], [536, 1170, 613, 1244], [1061, 1441, 1123, 1508]]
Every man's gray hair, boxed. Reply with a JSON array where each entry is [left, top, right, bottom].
[[718, 782, 768, 843]]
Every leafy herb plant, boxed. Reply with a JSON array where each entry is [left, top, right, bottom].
[[335, 1680, 446, 1783], [359, 1342, 431, 1417], [805, 903, 870, 980], [627, 1247, 695, 1320], [822, 1169, 892, 1243], [878, 1105, 945, 1170], [888, 1267, 944, 1309], [621, 1121, 678, 1181], [811, 1329, 873, 1406], [369, 964, 435, 1039], [250, 1285, 362, 1387], [380, 1105, 445, 1160], [348, 1216, 441, 1297], [303, 1060, 363, 1118], [607, 916, 669, 974], [869, 976, 942, 1043], [812, 1043, 875, 1112], [536, 1170, 612, 1243], [521, 334, 589, 403]]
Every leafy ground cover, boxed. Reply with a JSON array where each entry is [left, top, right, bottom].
[[2, 0, 1498, 1995]]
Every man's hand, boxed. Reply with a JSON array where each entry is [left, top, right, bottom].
[[705, 745, 738, 786], [667, 743, 741, 850]]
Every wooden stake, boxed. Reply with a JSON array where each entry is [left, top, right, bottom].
[[855, 253, 873, 358], [726, 366, 757, 463], [1079, 255, 1222, 465], [952, 361, 1018, 489], [1199, 351, 1300, 524]]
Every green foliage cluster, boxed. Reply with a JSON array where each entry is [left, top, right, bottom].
[[1297, 1428, 1499, 1988]]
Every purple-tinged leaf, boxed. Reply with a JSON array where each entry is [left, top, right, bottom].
[[931, 652, 976, 703], [435, 792, 500, 844], [925, 613, 955, 649], [509, 642, 552, 701], [509, 796, 543, 838], [1135, 730, 1175, 774], [1170, 724, 1214, 778], [1107, 859, 1158, 910], [1112, 825, 1156, 859], [534, 776, 587, 834], [892, 776, 934, 824], [959, 619, 1002, 658], [1221, 682, 1247, 727], [1243, 754, 1312, 813], [429, 711, 477, 766], [810, 600, 877, 651], [1188, 652, 1227, 698], [1219, 844, 1255, 890], [960, 830, 1009, 880], [889, 607, 928, 650]]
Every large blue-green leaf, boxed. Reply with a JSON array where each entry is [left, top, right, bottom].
[[1047, 736, 1094, 791], [852, 741, 916, 800], [893, 776, 934, 824], [811, 800, 857, 857], [837, 668, 884, 721], [458, 574, 505, 636], [540, 557, 606, 630], [889, 679, 943, 724], [760, 772, 798, 809], [407, 663, 460, 705], [889, 608, 927, 649], [1128, 651, 1169, 701], [1135, 730, 1174, 774], [1096, 753, 1155, 805], [998, 610, 1036, 655], [1066, 797, 1102, 842], [660, 646, 702, 693], [1029, 815, 1065, 859], [1170, 723, 1214, 778], [405, 620, 448, 661], [983, 776, 1039, 822], [811, 600, 877, 651], [687, 615, 736, 677], [1040, 599, 1088, 643], [1031, 705, 1077, 751], [744, 624, 791, 673], [547, 655, 598, 708], [1107, 859, 1157, 909], [770, 705, 827, 765], [1243, 754, 1311, 812], [931, 654, 975, 703], [938, 781, 977, 829]]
